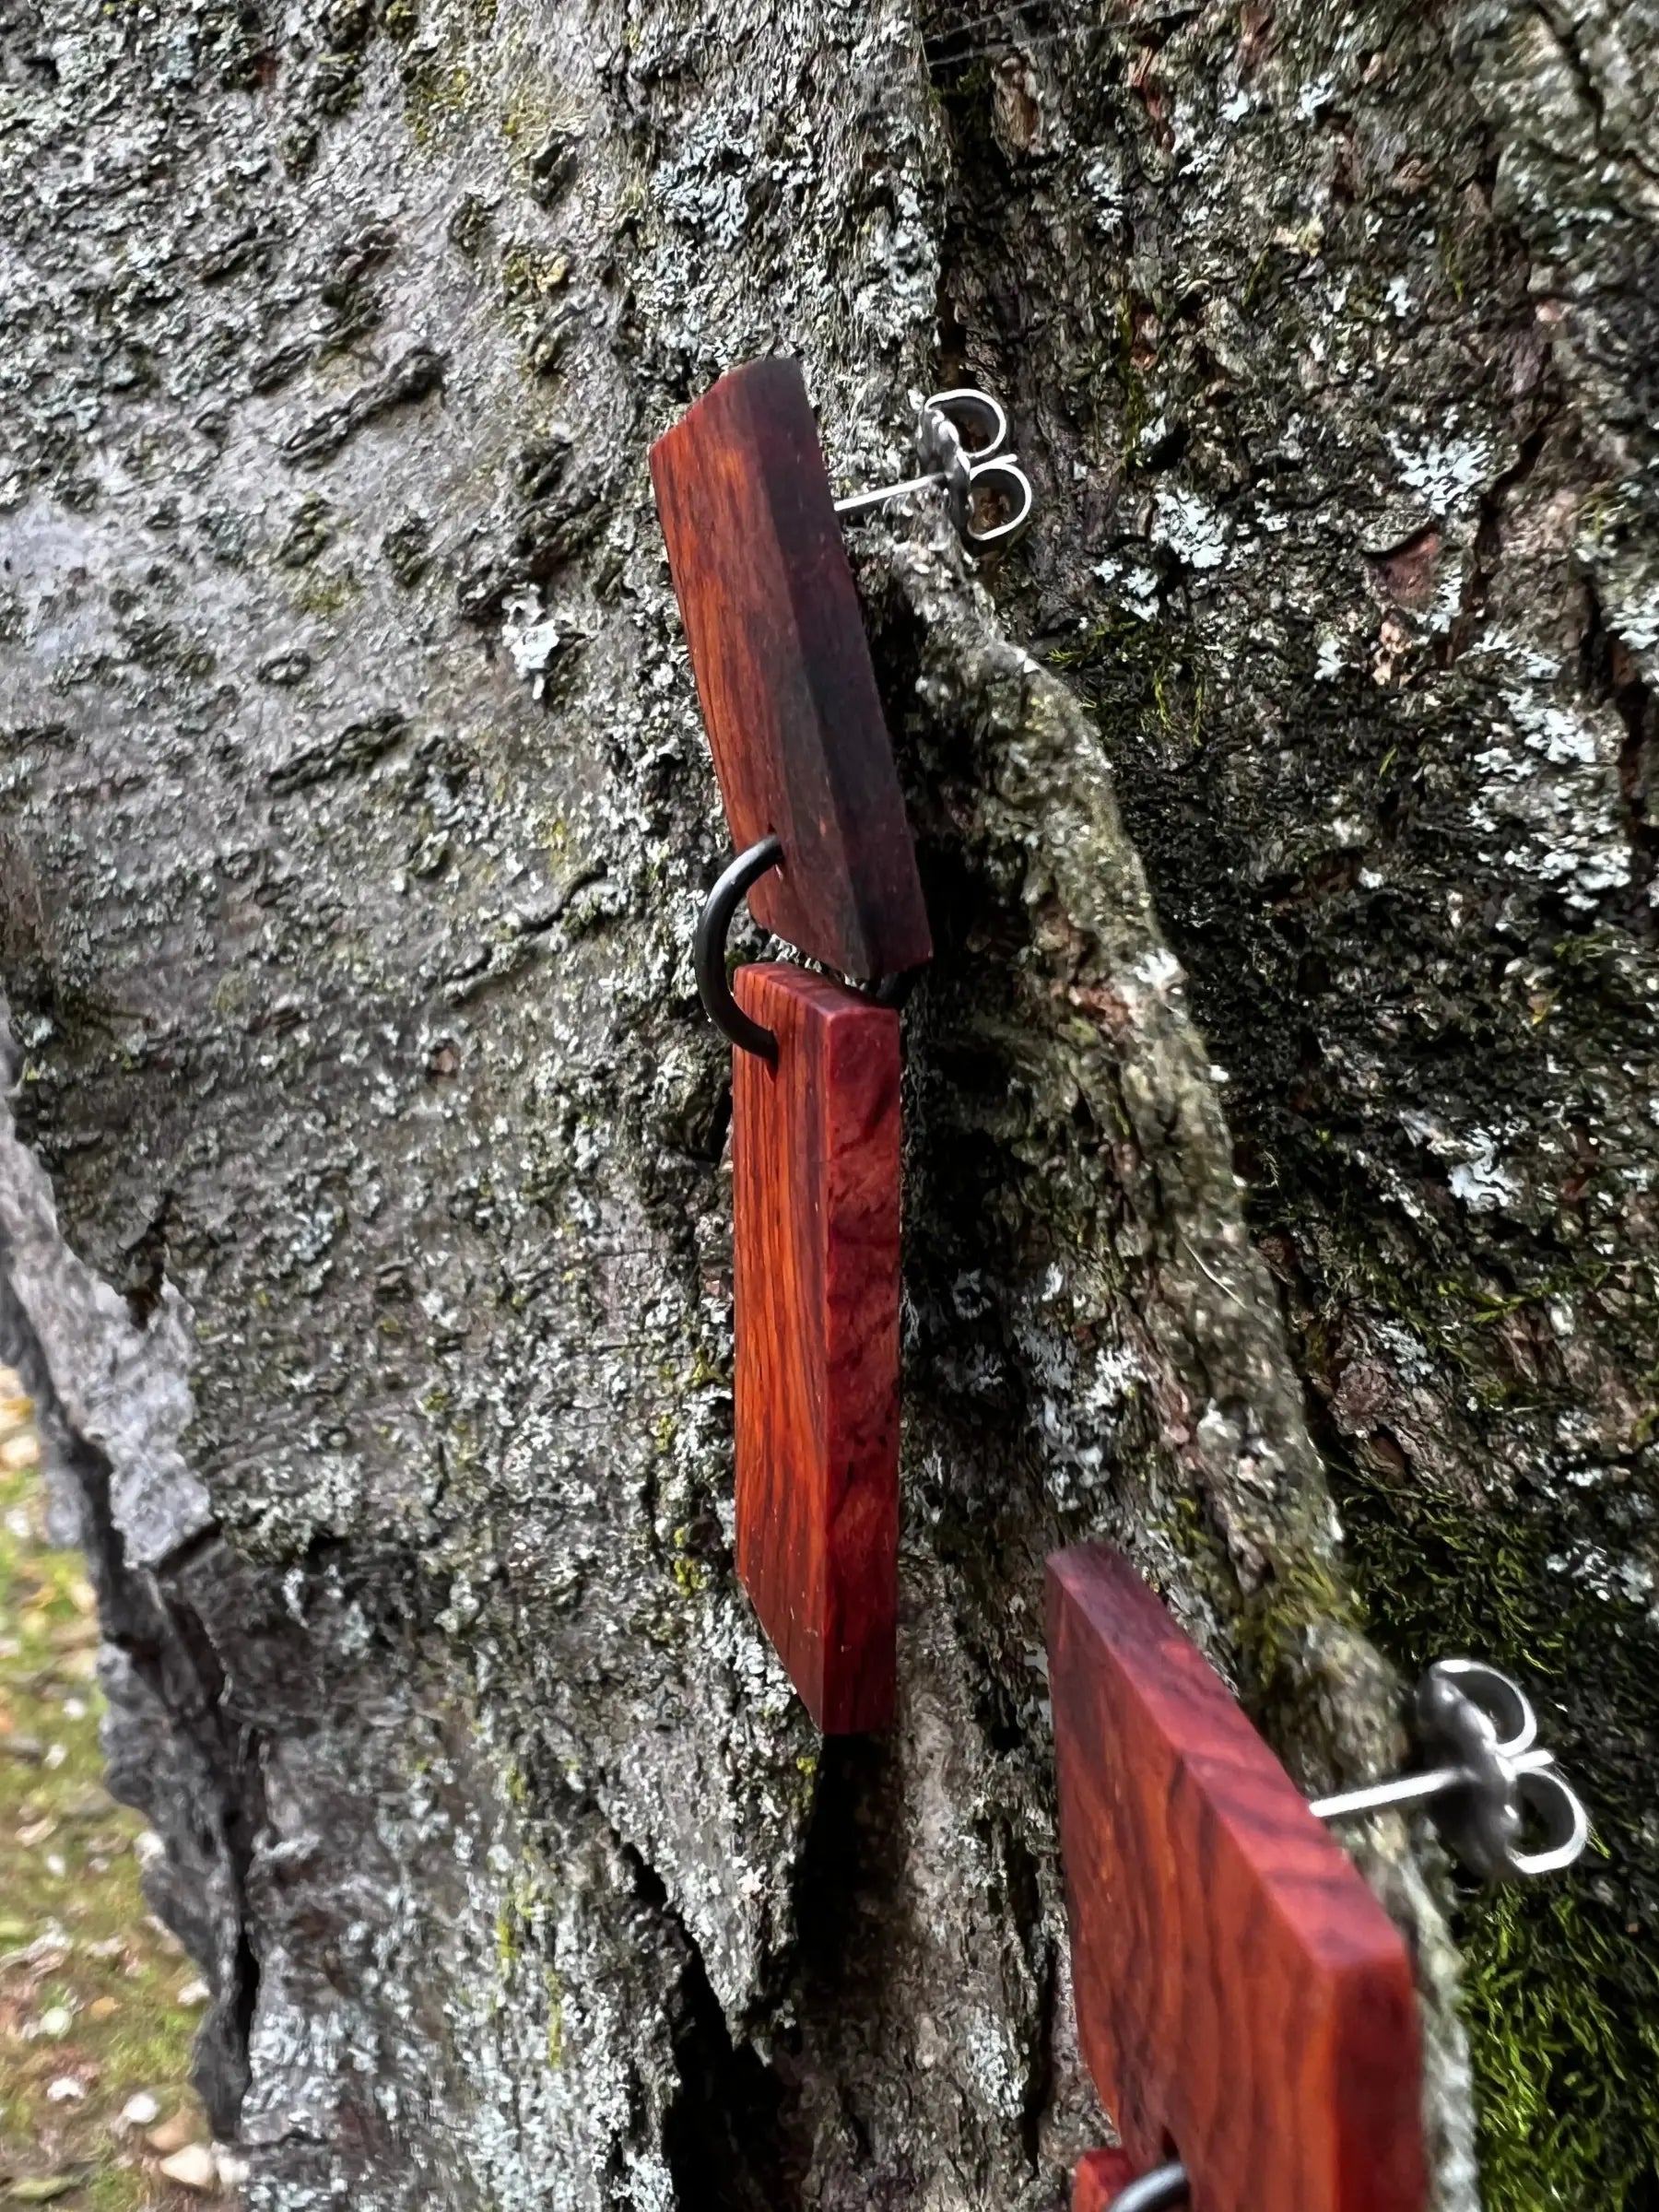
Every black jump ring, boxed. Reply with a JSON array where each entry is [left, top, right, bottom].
[[1107, 2163, 1188, 2212], [694, 835, 783, 1063]]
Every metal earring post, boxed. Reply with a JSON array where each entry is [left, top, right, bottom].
[[1308, 1657, 1591, 1883], [834, 387, 1036, 549]]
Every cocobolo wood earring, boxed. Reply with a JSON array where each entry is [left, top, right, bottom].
[[1047, 1546, 1428, 2212], [651, 354, 996, 1732], [1047, 1546, 1590, 2212]]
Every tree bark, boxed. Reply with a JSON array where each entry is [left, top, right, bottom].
[[0, 0, 1653, 2206]]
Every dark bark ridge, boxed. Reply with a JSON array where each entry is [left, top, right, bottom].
[[924, 3, 1658, 2203]]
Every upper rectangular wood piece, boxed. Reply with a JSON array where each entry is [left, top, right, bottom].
[[733, 963, 900, 1732], [1046, 1546, 1427, 2212], [649, 356, 932, 981]]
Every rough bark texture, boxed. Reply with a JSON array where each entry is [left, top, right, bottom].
[[0, 0, 1654, 2206]]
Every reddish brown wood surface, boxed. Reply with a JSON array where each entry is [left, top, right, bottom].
[[1047, 1546, 1426, 2212], [733, 963, 900, 1732], [1072, 2151, 1137, 2212], [650, 357, 932, 981]]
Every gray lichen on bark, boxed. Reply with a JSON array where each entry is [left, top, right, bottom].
[[0, 0, 1654, 2204]]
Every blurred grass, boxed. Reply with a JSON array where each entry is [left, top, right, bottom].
[[0, 1373, 229, 2207]]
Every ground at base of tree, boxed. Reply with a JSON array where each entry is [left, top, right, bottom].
[[0, 1383, 234, 2210]]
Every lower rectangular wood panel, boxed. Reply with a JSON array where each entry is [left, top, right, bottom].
[[733, 963, 900, 1733]]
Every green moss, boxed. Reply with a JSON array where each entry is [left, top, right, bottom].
[[1040, 606, 1211, 794], [400, 52, 474, 141], [500, 243, 569, 303], [1241, 244, 1275, 310], [1114, 293, 1151, 459], [1335, 1460, 1659, 2208], [488, 1860, 567, 2070], [1465, 1886, 1659, 2210], [497, 241, 571, 382], [290, 565, 359, 618], [1238, 1553, 1363, 1693], [0, 1395, 210, 2204], [500, 85, 555, 147], [1440, 223, 1469, 305]]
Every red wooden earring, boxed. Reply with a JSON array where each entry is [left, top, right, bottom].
[[1045, 1546, 1428, 2212], [650, 357, 932, 1733]]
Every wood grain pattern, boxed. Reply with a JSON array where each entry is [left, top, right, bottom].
[[733, 963, 900, 1732], [1047, 1547, 1426, 2212], [650, 357, 933, 981]]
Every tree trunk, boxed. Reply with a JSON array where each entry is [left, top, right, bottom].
[[1, 0, 1653, 2206]]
